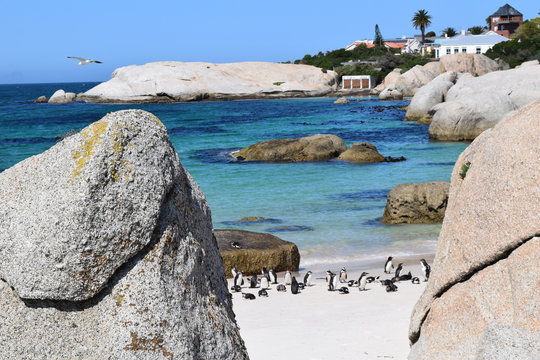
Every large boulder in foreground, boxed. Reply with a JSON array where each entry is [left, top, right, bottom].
[[0, 110, 247, 359], [409, 100, 540, 359], [394, 62, 441, 97], [337, 142, 385, 163], [429, 64, 540, 141], [382, 181, 449, 224], [78, 61, 337, 103], [215, 229, 300, 276], [405, 72, 457, 123], [233, 134, 346, 162], [372, 68, 402, 94]]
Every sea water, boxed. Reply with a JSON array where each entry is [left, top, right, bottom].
[[0, 83, 468, 268]]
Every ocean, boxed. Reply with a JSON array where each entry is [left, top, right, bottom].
[[0, 82, 468, 269]]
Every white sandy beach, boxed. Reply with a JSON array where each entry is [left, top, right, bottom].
[[229, 256, 432, 360]]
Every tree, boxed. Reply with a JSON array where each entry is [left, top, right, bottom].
[[412, 9, 432, 43], [374, 24, 385, 47], [512, 17, 540, 40], [441, 27, 457, 37], [425, 31, 436, 38], [468, 26, 485, 35]]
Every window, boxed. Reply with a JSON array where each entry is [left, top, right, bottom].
[[454, 48, 459, 54], [446, 48, 451, 55], [462, 47, 467, 53], [476, 47, 481, 54]]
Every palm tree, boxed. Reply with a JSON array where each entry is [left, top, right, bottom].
[[468, 26, 485, 35], [441, 27, 458, 37], [412, 9, 432, 44]]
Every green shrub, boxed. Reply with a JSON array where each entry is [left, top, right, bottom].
[[459, 161, 471, 180]]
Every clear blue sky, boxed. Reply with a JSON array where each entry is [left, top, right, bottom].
[[1, 0, 538, 84]]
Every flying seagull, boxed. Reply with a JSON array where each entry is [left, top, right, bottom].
[[67, 56, 103, 65]]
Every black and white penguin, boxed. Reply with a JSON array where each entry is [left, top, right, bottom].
[[303, 271, 313, 286], [347, 280, 357, 287], [260, 276, 269, 290], [262, 267, 270, 281], [291, 276, 299, 294], [398, 271, 412, 281], [277, 284, 287, 292], [412, 277, 420, 284], [386, 283, 398, 292], [366, 276, 375, 283], [384, 256, 394, 274], [231, 241, 241, 249], [284, 270, 292, 285], [325, 270, 333, 283], [395, 263, 404, 278], [231, 267, 239, 279], [339, 268, 347, 283], [258, 289, 268, 297], [297, 283, 305, 290], [338, 287, 349, 294], [242, 293, 256, 300], [358, 272, 369, 291], [249, 275, 258, 288], [269, 269, 278, 284], [328, 273, 338, 291], [420, 259, 431, 282], [234, 271, 243, 288], [230, 285, 242, 293]]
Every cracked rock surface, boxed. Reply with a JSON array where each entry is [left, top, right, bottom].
[[0, 110, 248, 359], [408, 100, 540, 359]]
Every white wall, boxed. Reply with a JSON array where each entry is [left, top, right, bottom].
[[437, 44, 495, 58]]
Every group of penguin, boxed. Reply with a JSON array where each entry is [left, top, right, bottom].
[[231, 257, 431, 300]]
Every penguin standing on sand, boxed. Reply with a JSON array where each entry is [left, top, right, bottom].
[[384, 257, 394, 274], [420, 259, 431, 282], [291, 277, 299, 294], [249, 275, 258, 288], [339, 268, 347, 283], [303, 271, 313, 286], [234, 271, 243, 288], [262, 267, 270, 281], [260, 276, 269, 289], [395, 263, 404, 278], [284, 271, 292, 285], [358, 272, 369, 291], [325, 270, 333, 283], [232, 267, 239, 278], [269, 269, 278, 284]]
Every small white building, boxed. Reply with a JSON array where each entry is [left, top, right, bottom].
[[436, 31, 508, 58], [341, 75, 376, 90]]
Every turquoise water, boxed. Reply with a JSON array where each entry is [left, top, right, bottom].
[[0, 83, 468, 267]]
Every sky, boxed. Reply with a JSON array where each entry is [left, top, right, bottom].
[[1, 0, 538, 84]]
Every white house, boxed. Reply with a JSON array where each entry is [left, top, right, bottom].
[[341, 75, 376, 90], [436, 31, 508, 58]]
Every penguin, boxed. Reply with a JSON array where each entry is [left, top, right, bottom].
[[380, 279, 393, 286], [262, 267, 270, 281], [385, 283, 398, 292], [258, 289, 268, 297], [269, 269, 278, 284], [395, 263, 404, 278], [230, 285, 241, 293], [420, 259, 431, 282], [284, 270, 292, 285], [291, 276, 299, 294], [347, 280, 357, 287], [249, 275, 258, 288], [338, 287, 349, 294], [277, 284, 287, 292], [234, 271, 243, 288], [384, 256, 394, 274], [325, 270, 333, 283], [242, 293, 256, 300], [303, 271, 313, 286], [231, 267, 238, 279], [358, 272, 369, 291], [398, 271, 412, 281], [366, 276, 375, 283], [332, 272, 339, 291], [339, 268, 347, 283], [412, 277, 420, 284], [297, 283, 305, 290], [260, 276, 269, 290], [231, 241, 241, 249]]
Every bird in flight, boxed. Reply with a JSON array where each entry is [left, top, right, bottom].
[[67, 56, 103, 65]]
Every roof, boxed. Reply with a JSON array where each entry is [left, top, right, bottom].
[[385, 42, 406, 49], [440, 33, 509, 46], [491, 4, 523, 17]]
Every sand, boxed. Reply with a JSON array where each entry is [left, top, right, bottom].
[[229, 256, 432, 360]]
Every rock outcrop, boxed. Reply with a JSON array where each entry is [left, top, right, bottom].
[[372, 68, 402, 94], [233, 134, 347, 162], [77, 61, 337, 103], [34, 95, 48, 103], [337, 142, 385, 163], [0, 110, 248, 359], [394, 62, 441, 97], [405, 72, 457, 123], [333, 97, 349, 104], [409, 100, 540, 359], [215, 229, 300, 276], [382, 181, 449, 224], [379, 88, 404, 100], [439, 54, 503, 76], [516, 59, 539, 68], [48, 89, 76, 103], [429, 64, 540, 141]]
